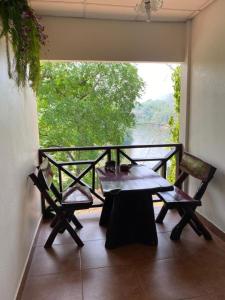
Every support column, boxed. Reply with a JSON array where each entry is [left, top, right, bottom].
[[180, 21, 192, 151]]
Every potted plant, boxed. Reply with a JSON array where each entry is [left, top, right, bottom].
[[0, 0, 47, 91]]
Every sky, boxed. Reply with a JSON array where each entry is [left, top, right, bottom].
[[134, 63, 179, 102]]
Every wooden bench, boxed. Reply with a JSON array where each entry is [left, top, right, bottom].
[[29, 158, 93, 248], [155, 152, 216, 241]]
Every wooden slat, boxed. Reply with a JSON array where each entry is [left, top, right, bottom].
[[58, 160, 95, 166], [40, 143, 182, 153], [180, 152, 215, 182], [132, 158, 166, 162], [119, 149, 137, 165]]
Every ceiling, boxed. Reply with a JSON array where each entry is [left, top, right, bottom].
[[30, 0, 216, 22]]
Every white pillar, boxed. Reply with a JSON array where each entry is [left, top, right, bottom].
[[180, 20, 192, 150]]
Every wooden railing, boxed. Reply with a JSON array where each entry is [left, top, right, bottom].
[[39, 143, 183, 215]]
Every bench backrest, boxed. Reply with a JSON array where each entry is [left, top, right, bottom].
[[38, 157, 54, 190], [180, 152, 216, 182], [29, 158, 62, 213], [175, 152, 216, 201]]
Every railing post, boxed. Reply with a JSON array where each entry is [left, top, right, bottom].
[[92, 166, 95, 191], [175, 144, 183, 180], [38, 150, 46, 216], [116, 147, 120, 166], [59, 168, 63, 193], [161, 162, 167, 179], [107, 149, 111, 162]]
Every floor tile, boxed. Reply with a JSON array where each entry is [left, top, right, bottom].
[[21, 271, 82, 300], [188, 249, 225, 295], [172, 228, 223, 259], [77, 207, 103, 220], [29, 243, 81, 276], [155, 209, 181, 233], [80, 239, 127, 269], [80, 232, 175, 269], [137, 257, 211, 300], [78, 217, 106, 242], [35, 209, 104, 246], [184, 293, 225, 300], [35, 221, 77, 246], [82, 266, 145, 300], [21, 207, 225, 300]]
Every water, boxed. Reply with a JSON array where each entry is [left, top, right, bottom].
[[125, 123, 171, 167]]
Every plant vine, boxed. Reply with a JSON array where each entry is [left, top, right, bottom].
[[0, 0, 47, 91], [168, 65, 181, 183]]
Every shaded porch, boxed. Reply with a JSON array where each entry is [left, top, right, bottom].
[[18, 143, 223, 299], [20, 206, 225, 300], [2, 1, 225, 300]]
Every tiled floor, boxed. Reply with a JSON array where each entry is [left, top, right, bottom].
[[20, 206, 225, 300]]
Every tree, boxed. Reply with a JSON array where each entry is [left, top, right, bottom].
[[134, 97, 173, 125], [38, 62, 144, 148], [168, 66, 181, 182], [37, 62, 144, 169]]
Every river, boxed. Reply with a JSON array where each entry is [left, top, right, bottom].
[[124, 123, 171, 167]]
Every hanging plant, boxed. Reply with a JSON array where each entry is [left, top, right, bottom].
[[0, 0, 47, 91]]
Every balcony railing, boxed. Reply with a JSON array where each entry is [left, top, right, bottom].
[[39, 143, 183, 216]]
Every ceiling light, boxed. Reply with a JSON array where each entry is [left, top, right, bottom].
[[135, 0, 163, 22]]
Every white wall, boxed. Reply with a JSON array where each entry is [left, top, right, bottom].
[[184, 0, 225, 231], [0, 37, 41, 299], [41, 16, 186, 62]]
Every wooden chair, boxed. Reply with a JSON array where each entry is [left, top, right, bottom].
[[29, 158, 93, 248], [155, 152, 216, 241]]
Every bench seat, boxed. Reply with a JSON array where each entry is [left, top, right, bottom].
[[155, 151, 216, 241], [157, 186, 201, 208], [62, 185, 93, 209], [30, 158, 93, 248]]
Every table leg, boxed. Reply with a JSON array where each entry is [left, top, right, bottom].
[[105, 191, 158, 249], [99, 195, 113, 226]]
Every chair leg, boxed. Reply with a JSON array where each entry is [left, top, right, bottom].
[[43, 206, 56, 219], [155, 203, 169, 223], [58, 212, 83, 231], [71, 215, 83, 229], [58, 211, 74, 233], [64, 220, 84, 247], [189, 211, 212, 240], [50, 215, 59, 228], [188, 220, 203, 236], [44, 220, 63, 248], [177, 207, 202, 236], [45, 217, 84, 248], [170, 212, 191, 241]]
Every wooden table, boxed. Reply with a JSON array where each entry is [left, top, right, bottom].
[[97, 164, 173, 249]]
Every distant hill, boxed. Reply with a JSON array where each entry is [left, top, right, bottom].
[[160, 93, 174, 103], [134, 94, 174, 125]]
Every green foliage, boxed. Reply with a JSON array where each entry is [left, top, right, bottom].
[[169, 66, 181, 143], [0, 0, 47, 90], [37, 62, 144, 185], [168, 66, 181, 183], [38, 62, 144, 148], [134, 96, 173, 125]]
